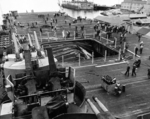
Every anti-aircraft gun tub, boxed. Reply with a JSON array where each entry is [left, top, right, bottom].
[[100, 75, 125, 96], [0, 45, 87, 119]]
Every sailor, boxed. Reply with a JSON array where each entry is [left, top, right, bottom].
[[75, 31, 78, 37], [69, 23, 71, 28], [97, 29, 100, 39], [55, 19, 57, 23], [40, 28, 43, 33], [81, 30, 84, 38], [136, 58, 141, 68], [124, 63, 130, 77], [140, 41, 144, 46], [81, 25, 84, 31], [75, 26, 78, 31], [80, 17, 82, 22], [93, 25, 96, 31], [62, 29, 65, 38], [134, 45, 138, 56], [138, 34, 141, 42], [73, 19, 77, 23], [139, 41, 144, 54], [139, 45, 143, 54], [132, 64, 137, 77], [66, 31, 70, 38], [54, 13, 56, 18], [123, 32, 127, 42], [54, 28, 57, 37]]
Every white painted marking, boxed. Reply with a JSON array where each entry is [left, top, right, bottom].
[[127, 49, 140, 58], [125, 77, 147, 86], [96, 61, 127, 68], [74, 64, 97, 69]]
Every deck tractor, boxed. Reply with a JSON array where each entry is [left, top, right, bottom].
[[100, 75, 125, 96]]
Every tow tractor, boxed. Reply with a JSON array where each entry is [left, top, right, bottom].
[[101, 75, 125, 96]]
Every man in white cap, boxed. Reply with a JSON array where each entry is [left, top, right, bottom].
[[139, 41, 144, 54], [139, 45, 143, 54]]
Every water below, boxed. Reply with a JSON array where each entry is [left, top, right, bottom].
[[61, 8, 103, 19]]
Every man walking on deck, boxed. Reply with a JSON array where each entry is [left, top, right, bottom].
[[62, 30, 65, 38], [138, 34, 141, 42], [125, 63, 130, 77], [139, 45, 143, 54], [132, 64, 137, 77], [135, 46, 138, 56]]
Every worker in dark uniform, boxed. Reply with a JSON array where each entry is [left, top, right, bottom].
[[81, 25, 84, 31], [93, 25, 96, 31], [75, 31, 78, 37], [81, 31, 84, 38], [135, 46, 138, 56], [120, 33, 123, 44], [114, 83, 121, 95], [66, 31, 70, 38], [132, 64, 137, 76], [136, 58, 141, 68], [75, 26, 77, 31], [55, 19, 57, 23], [138, 34, 141, 42], [40, 28, 43, 33], [96, 29, 100, 39], [69, 23, 71, 28], [125, 63, 130, 76]]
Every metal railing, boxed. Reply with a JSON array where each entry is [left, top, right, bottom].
[[58, 55, 119, 68]]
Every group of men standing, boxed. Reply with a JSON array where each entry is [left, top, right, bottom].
[[134, 39, 144, 58], [125, 58, 141, 77]]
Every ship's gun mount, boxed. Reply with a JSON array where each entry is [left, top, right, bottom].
[[13, 89, 68, 118], [44, 47, 75, 91]]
